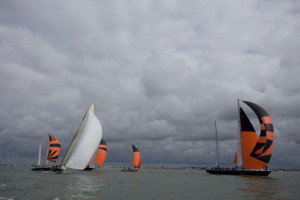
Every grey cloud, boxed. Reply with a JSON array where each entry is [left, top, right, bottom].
[[0, 0, 299, 168]]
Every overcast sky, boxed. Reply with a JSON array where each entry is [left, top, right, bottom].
[[0, 0, 299, 168]]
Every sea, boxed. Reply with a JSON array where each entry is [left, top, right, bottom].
[[0, 166, 299, 200]]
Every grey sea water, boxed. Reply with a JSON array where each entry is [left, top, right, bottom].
[[0, 166, 299, 200]]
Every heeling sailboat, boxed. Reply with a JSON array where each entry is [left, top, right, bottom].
[[31, 144, 42, 171], [84, 139, 108, 170], [206, 100, 274, 176], [52, 102, 102, 173], [121, 144, 141, 172]]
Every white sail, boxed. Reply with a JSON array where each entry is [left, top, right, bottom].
[[236, 99, 243, 168], [215, 121, 219, 168], [45, 137, 49, 165], [38, 144, 41, 166], [60, 103, 102, 170], [86, 149, 97, 168]]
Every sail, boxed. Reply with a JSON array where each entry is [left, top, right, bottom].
[[47, 134, 61, 162], [60, 103, 102, 170], [38, 144, 41, 166], [215, 121, 219, 168], [94, 139, 107, 167], [132, 144, 141, 169], [243, 101, 274, 163], [236, 100, 243, 168], [234, 108, 266, 169]]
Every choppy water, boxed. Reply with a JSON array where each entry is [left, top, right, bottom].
[[0, 166, 299, 200]]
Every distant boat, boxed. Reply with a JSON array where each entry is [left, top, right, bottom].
[[206, 100, 274, 176], [43, 134, 61, 170], [52, 103, 102, 173], [31, 144, 42, 171], [121, 144, 141, 172], [84, 139, 108, 170]]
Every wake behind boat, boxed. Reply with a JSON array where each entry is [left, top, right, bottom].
[[121, 144, 141, 172], [206, 100, 274, 176], [52, 102, 102, 173]]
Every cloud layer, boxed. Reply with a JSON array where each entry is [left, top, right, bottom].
[[0, 0, 300, 168]]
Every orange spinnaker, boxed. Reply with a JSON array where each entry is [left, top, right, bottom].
[[132, 144, 141, 169], [47, 134, 61, 162], [94, 139, 107, 167]]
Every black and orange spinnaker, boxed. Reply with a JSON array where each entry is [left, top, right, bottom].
[[47, 134, 61, 162], [132, 144, 141, 169], [94, 139, 107, 167], [234, 107, 267, 169], [243, 101, 274, 164]]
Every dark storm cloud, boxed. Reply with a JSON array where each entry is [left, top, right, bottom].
[[0, 0, 300, 168]]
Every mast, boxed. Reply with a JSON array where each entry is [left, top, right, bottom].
[[38, 144, 41, 167], [215, 121, 219, 168], [237, 99, 243, 168], [131, 146, 133, 167], [45, 135, 49, 165]]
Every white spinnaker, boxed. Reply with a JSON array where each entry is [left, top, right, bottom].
[[65, 111, 102, 170]]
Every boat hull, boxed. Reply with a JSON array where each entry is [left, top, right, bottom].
[[50, 166, 64, 173], [84, 166, 95, 171], [42, 166, 51, 171], [205, 168, 271, 176], [31, 167, 42, 171], [121, 167, 138, 172]]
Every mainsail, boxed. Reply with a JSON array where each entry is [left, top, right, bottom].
[[59, 103, 102, 170], [132, 144, 141, 169], [94, 139, 107, 167], [38, 144, 41, 166], [47, 134, 61, 162]]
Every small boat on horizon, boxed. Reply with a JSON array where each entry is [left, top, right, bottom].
[[206, 100, 274, 176], [84, 139, 108, 170], [51, 102, 102, 173], [121, 144, 141, 172]]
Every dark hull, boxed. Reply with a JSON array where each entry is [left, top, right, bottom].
[[31, 167, 42, 171], [84, 166, 95, 171], [50, 166, 64, 173], [42, 167, 51, 171], [121, 167, 138, 172], [205, 168, 271, 176], [31, 166, 52, 171]]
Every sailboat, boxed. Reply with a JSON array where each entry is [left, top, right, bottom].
[[121, 144, 141, 172], [31, 144, 42, 171], [84, 139, 108, 170], [43, 134, 61, 170], [51, 102, 102, 173], [206, 100, 274, 176]]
